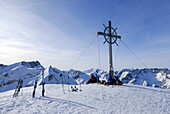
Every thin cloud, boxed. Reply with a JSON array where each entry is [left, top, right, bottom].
[[0, 1, 81, 68]]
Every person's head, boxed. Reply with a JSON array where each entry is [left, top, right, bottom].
[[96, 69, 99, 73], [91, 74, 94, 77]]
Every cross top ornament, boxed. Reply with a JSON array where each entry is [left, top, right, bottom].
[[98, 21, 121, 46]]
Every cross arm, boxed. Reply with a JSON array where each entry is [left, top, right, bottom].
[[97, 32, 121, 39]]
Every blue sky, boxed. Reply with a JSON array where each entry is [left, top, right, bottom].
[[0, 0, 170, 71]]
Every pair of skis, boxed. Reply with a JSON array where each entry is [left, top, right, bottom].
[[13, 79, 23, 97], [32, 80, 45, 98], [32, 69, 45, 98]]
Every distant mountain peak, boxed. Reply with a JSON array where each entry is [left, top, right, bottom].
[[0, 64, 7, 68], [20, 61, 42, 68]]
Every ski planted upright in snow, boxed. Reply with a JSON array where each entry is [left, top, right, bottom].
[[32, 78, 37, 98], [60, 73, 65, 94], [13, 79, 21, 97], [13, 79, 23, 97], [41, 69, 45, 97]]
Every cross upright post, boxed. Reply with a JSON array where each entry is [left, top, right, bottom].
[[108, 21, 113, 77]]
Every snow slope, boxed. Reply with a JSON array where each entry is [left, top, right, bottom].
[[0, 84, 169, 114]]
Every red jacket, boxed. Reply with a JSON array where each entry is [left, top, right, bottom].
[[91, 75, 96, 81]]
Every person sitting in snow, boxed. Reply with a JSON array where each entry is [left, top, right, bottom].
[[115, 75, 123, 85], [86, 74, 97, 84], [106, 75, 117, 85], [95, 70, 100, 83], [105, 75, 123, 85]]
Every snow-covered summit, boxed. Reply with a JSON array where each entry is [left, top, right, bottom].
[[0, 64, 7, 67], [83, 68, 98, 74], [20, 61, 42, 68], [43, 66, 77, 85]]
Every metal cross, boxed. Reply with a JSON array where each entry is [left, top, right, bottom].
[[97, 21, 121, 77]]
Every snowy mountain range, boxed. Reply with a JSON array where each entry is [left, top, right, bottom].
[[0, 61, 169, 92], [118, 68, 170, 89]]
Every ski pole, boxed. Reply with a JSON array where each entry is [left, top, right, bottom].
[[67, 71, 70, 91], [60, 74, 65, 94], [42, 68, 45, 97], [79, 82, 82, 91], [79, 76, 82, 91]]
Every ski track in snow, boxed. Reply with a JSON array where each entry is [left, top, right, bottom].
[[0, 84, 169, 114]]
